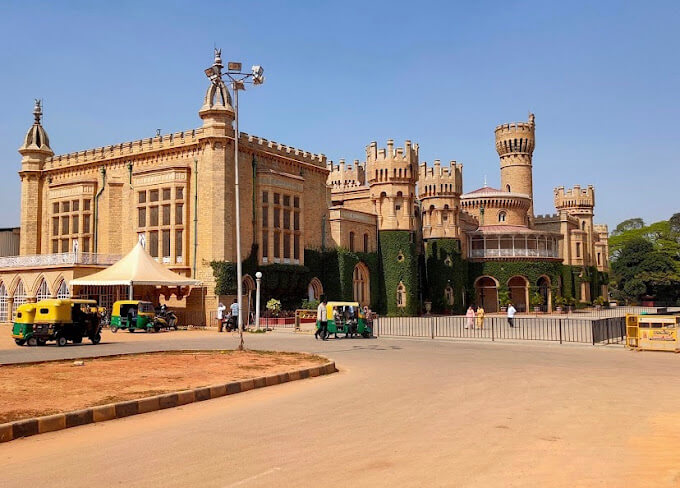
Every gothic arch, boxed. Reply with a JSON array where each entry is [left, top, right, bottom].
[[353, 262, 370, 306], [474, 276, 499, 313], [307, 277, 323, 301], [507, 275, 529, 312], [537, 275, 552, 312], [51, 274, 67, 297], [35, 277, 50, 301], [0, 282, 7, 322]]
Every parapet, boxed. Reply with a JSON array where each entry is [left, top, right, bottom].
[[327, 158, 367, 189], [593, 224, 609, 235], [417, 160, 463, 197], [365, 139, 419, 165], [554, 184, 595, 209], [495, 113, 536, 156], [44, 128, 204, 170], [239, 132, 326, 167]]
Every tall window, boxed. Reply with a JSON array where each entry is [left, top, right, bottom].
[[352, 263, 370, 306], [576, 242, 581, 258], [57, 280, 70, 299], [137, 185, 185, 263], [12, 280, 26, 320], [364, 233, 369, 252], [498, 211, 507, 223], [51, 197, 93, 253], [349, 232, 355, 252], [36, 279, 50, 301], [261, 190, 301, 264]]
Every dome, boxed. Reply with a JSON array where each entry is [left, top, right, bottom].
[[199, 48, 235, 118]]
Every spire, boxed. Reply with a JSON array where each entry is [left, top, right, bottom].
[[19, 98, 53, 157]]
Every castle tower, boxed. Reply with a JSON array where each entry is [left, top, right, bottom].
[[417, 159, 463, 240], [366, 139, 419, 231], [18, 100, 53, 255], [496, 113, 536, 223], [554, 185, 596, 266], [326, 159, 366, 189]]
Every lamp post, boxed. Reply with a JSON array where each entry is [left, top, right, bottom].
[[255, 271, 262, 330], [205, 54, 265, 351]]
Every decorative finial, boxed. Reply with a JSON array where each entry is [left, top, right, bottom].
[[214, 47, 223, 68], [33, 99, 42, 124], [483, 174, 488, 187]]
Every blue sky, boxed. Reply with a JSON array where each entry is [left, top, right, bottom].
[[0, 0, 678, 229]]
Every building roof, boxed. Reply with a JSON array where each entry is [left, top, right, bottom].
[[469, 225, 562, 237], [461, 186, 530, 200]]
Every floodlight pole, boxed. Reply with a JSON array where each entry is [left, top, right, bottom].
[[233, 83, 245, 351], [255, 271, 262, 330]]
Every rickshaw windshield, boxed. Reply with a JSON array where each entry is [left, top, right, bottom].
[[139, 303, 155, 314]]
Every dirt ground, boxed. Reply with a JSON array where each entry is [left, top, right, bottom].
[[0, 350, 326, 423]]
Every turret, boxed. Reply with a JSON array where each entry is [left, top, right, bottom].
[[555, 185, 596, 267], [418, 160, 463, 239], [366, 139, 419, 231], [496, 113, 535, 222], [327, 159, 366, 189], [18, 100, 53, 255]]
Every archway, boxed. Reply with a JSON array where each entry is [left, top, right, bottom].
[[475, 276, 498, 313], [307, 277, 323, 301], [56, 279, 70, 298], [11, 279, 26, 320], [352, 263, 370, 306], [537, 276, 552, 312], [508, 276, 528, 312], [0, 283, 7, 322], [35, 278, 50, 302]]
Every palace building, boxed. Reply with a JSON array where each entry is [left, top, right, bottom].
[[0, 50, 609, 323]]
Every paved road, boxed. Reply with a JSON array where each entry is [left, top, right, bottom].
[[1, 326, 679, 487]]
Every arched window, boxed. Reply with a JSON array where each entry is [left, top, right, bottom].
[[0, 283, 7, 322], [581, 221, 586, 231], [36, 278, 50, 301], [349, 231, 355, 252], [444, 285, 454, 306], [363, 233, 369, 253], [498, 211, 507, 223], [506, 184, 511, 192], [353, 263, 370, 306], [396, 281, 407, 308], [57, 280, 70, 299], [12, 280, 26, 320]]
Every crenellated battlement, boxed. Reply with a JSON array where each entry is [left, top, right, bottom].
[[534, 213, 560, 221], [417, 160, 463, 198], [327, 158, 366, 189], [554, 184, 595, 209], [365, 139, 419, 164], [44, 128, 204, 170], [593, 224, 608, 235], [239, 132, 326, 166], [495, 113, 536, 157]]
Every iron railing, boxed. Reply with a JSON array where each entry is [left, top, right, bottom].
[[0, 252, 120, 268], [374, 315, 627, 345]]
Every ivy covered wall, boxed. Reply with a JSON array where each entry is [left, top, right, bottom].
[[424, 239, 467, 314], [379, 230, 419, 316], [467, 260, 563, 299]]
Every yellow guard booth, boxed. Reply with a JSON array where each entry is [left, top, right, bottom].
[[626, 314, 680, 352]]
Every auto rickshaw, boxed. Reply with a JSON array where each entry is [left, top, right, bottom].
[[32, 299, 102, 346], [110, 300, 157, 333], [318, 301, 371, 339], [12, 303, 39, 346]]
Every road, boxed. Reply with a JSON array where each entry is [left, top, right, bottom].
[[0, 326, 679, 487]]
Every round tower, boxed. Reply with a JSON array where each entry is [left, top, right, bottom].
[[366, 139, 419, 231], [417, 159, 463, 240], [495, 113, 535, 222]]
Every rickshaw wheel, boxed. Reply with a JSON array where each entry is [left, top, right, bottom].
[[14, 339, 26, 346], [27, 337, 37, 347], [110, 326, 118, 333], [128, 328, 135, 333], [57, 336, 67, 347], [91, 333, 101, 345]]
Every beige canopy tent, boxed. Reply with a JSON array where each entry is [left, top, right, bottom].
[[70, 242, 200, 299]]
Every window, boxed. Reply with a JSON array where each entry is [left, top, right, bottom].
[[283, 209, 290, 229], [149, 231, 159, 257], [175, 230, 183, 259], [284, 233, 291, 258], [12, 280, 26, 320], [294, 196, 299, 208], [150, 206, 159, 226], [364, 234, 369, 252], [149, 190, 159, 202], [57, 280, 69, 299], [53, 202, 59, 214], [72, 216, 79, 234], [175, 204, 183, 225], [83, 237, 90, 253], [138, 208, 146, 227], [162, 188, 171, 201], [262, 231, 269, 259], [274, 193, 280, 205], [0, 283, 7, 322], [162, 205, 171, 226], [597, 252, 601, 265], [83, 215, 91, 233], [52, 218, 59, 235], [352, 264, 370, 306], [576, 242, 581, 258], [274, 232, 280, 258], [506, 184, 511, 192], [293, 211, 299, 231], [162, 230, 170, 258], [262, 191, 268, 203], [262, 207, 269, 227], [138, 191, 146, 204], [52, 240, 59, 253], [83, 199, 91, 211], [176, 187, 184, 200], [72, 200, 79, 212], [283, 195, 290, 207], [62, 201, 70, 213], [294, 234, 300, 260], [349, 232, 355, 252], [498, 211, 507, 223], [61, 216, 69, 235], [36, 279, 50, 301], [273, 208, 280, 228]]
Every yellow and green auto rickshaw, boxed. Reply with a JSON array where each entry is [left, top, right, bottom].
[[12, 303, 40, 346], [110, 300, 157, 333], [32, 299, 101, 346], [318, 301, 371, 339]]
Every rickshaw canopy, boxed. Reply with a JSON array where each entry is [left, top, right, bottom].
[[326, 301, 364, 318], [14, 303, 36, 323], [34, 299, 97, 324], [111, 300, 155, 316]]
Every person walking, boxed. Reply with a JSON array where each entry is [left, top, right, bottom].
[[507, 302, 516, 328], [315, 296, 328, 340], [465, 305, 475, 329], [475, 305, 485, 329], [216, 302, 226, 332]]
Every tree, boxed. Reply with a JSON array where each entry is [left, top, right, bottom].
[[611, 218, 644, 236]]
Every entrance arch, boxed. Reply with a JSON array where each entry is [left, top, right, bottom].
[[475, 276, 498, 313], [507, 276, 528, 313], [353, 263, 370, 306], [537, 276, 552, 312]]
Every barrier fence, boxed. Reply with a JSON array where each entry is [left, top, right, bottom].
[[373, 315, 626, 345]]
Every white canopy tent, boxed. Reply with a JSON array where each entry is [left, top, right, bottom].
[[70, 242, 200, 299]]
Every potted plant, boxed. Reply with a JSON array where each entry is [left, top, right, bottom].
[[498, 290, 510, 312], [266, 298, 282, 325], [530, 291, 544, 313], [554, 295, 566, 313], [593, 296, 606, 310], [566, 296, 576, 313]]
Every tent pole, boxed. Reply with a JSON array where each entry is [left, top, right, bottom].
[[129, 283, 133, 300]]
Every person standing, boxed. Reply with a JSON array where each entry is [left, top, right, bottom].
[[465, 306, 475, 329], [315, 296, 328, 340], [507, 302, 516, 328], [217, 302, 226, 332], [476, 305, 485, 329]]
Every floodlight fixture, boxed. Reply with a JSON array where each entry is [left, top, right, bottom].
[[251, 65, 264, 77], [228, 61, 242, 72]]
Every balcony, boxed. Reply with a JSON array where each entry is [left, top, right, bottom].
[[468, 248, 559, 259], [0, 252, 121, 269]]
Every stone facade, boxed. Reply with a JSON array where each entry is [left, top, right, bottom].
[[0, 54, 609, 322]]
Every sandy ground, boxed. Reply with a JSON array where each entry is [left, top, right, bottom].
[[0, 350, 325, 423]]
